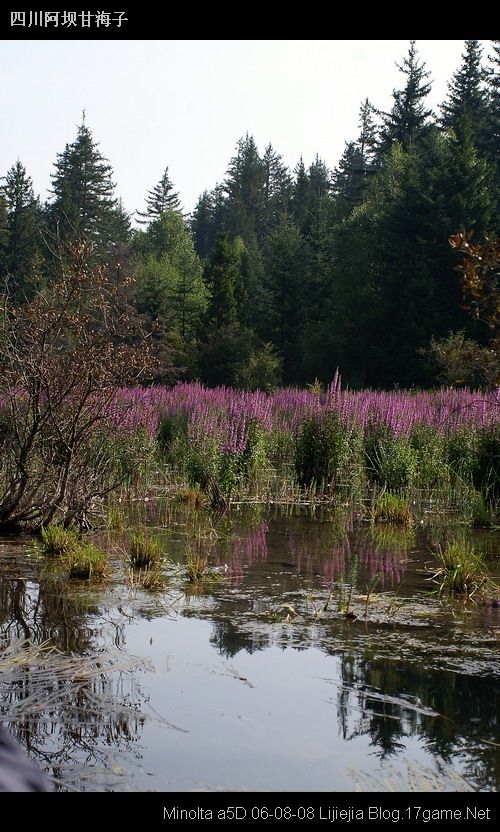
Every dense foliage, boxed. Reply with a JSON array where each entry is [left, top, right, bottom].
[[0, 40, 499, 389], [106, 378, 500, 507]]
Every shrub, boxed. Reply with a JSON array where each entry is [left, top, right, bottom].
[[410, 425, 449, 490], [295, 413, 355, 489], [446, 428, 479, 483], [377, 437, 417, 491], [474, 426, 500, 499], [0, 242, 155, 531]]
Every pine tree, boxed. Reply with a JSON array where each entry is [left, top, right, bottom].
[[199, 229, 253, 386], [49, 119, 118, 249], [307, 155, 331, 203], [136, 167, 181, 224], [223, 134, 266, 240], [378, 41, 433, 155], [485, 40, 500, 226], [1, 161, 40, 299], [204, 229, 240, 329], [358, 98, 378, 170], [486, 41, 500, 151], [333, 142, 365, 217], [291, 156, 309, 231], [191, 190, 215, 260], [133, 210, 207, 377], [261, 143, 292, 233], [333, 100, 377, 219], [263, 214, 308, 383], [0, 194, 8, 279], [301, 155, 331, 237], [108, 197, 132, 243], [441, 40, 489, 148]]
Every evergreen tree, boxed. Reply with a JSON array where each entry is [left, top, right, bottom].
[[333, 100, 377, 219], [0, 194, 8, 279], [301, 155, 331, 237], [307, 155, 331, 203], [333, 142, 365, 218], [261, 143, 292, 233], [223, 134, 266, 240], [199, 229, 253, 386], [441, 40, 489, 148], [191, 190, 215, 260], [291, 156, 309, 231], [107, 197, 132, 244], [1, 161, 40, 299], [133, 209, 207, 341], [485, 40, 500, 226], [358, 98, 378, 171], [263, 214, 308, 383], [430, 123, 493, 336], [236, 232, 266, 335], [204, 229, 240, 329], [378, 41, 433, 155], [49, 119, 118, 250], [136, 166, 181, 224]]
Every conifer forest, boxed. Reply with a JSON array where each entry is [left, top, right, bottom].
[[2, 39, 499, 391]]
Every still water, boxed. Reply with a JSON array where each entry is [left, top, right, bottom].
[[0, 505, 499, 792]]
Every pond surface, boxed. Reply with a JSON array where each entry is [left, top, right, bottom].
[[0, 504, 499, 792]]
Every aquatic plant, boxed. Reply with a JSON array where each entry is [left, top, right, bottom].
[[40, 523, 79, 556], [68, 544, 109, 580], [364, 571, 382, 617], [127, 566, 168, 591], [174, 486, 208, 508], [429, 541, 490, 597], [468, 491, 494, 528], [185, 547, 222, 583], [128, 532, 164, 569], [373, 493, 412, 525], [36, 375, 499, 510]]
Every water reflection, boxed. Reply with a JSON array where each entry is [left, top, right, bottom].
[[0, 504, 498, 791]]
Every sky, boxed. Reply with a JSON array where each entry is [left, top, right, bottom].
[[0, 39, 494, 219]]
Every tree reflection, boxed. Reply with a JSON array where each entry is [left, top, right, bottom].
[[0, 573, 148, 791]]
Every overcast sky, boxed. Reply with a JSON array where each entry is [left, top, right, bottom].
[[0, 39, 493, 219]]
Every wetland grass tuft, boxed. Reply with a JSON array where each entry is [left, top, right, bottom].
[[128, 532, 164, 569], [429, 540, 491, 597], [68, 543, 109, 580], [373, 492, 412, 525], [174, 486, 208, 508], [40, 523, 79, 556], [185, 547, 223, 583], [128, 566, 168, 591], [469, 491, 494, 528]]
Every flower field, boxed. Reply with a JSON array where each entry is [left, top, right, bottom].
[[109, 377, 500, 507]]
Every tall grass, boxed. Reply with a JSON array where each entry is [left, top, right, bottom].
[[95, 381, 500, 509], [373, 493, 412, 525], [40, 523, 79, 556], [68, 544, 109, 580], [128, 532, 164, 569], [429, 541, 490, 597]]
